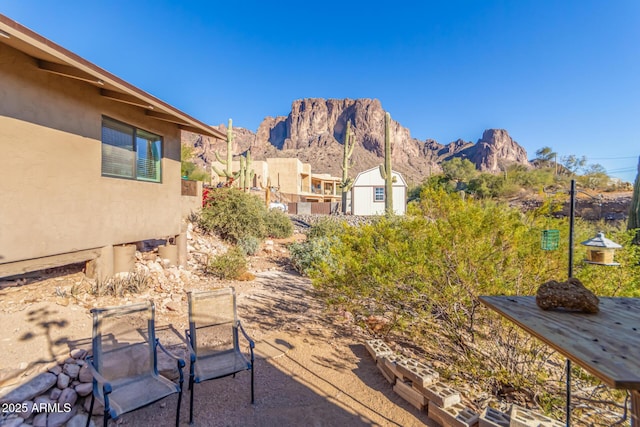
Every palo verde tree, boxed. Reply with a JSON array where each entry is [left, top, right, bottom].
[[535, 146, 557, 166]]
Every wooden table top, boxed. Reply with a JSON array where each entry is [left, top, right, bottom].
[[479, 296, 640, 389]]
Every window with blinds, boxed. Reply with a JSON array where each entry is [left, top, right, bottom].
[[102, 117, 162, 183]]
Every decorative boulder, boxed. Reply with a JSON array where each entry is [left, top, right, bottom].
[[536, 278, 599, 313]]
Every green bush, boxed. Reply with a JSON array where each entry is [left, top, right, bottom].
[[309, 187, 640, 405], [264, 209, 293, 238], [237, 236, 261, 256], [289, 236, 336, 276], [198, 188, 267, 242], [207, 246, 247, 279], [307, 218, 344, 240]]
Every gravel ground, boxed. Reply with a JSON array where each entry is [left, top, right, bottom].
[[0, 239, 431, 427], [118, 270, 429, 426]]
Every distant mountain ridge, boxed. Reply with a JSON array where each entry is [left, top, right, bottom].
[[183, 98, 530, 183]]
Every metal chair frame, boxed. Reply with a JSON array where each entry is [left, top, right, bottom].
[[185, 287, 255, 425], [85, 301, 185, 427]]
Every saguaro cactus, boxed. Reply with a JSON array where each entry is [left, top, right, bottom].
[[212, 118, 234, 183], [628, 156, 640, 244], [378, 112, 394, 215], [340, 120, 355, 214], [235, 151, 255, 192]]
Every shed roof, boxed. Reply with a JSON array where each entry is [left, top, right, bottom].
[[352, 166, 407, 187], [0, 14, 225, 139]]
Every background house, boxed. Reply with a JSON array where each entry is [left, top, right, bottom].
[[210, 157, 342, 203], [350, 167, 407, 215], [0, 14, 224, 279]]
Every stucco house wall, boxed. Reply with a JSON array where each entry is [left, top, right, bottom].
[[0, 15, 224, 277], [266, 158, 306, 195], [350, 167, 407, 215]]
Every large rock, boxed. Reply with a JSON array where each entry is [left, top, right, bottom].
[[0, 372, 57, 404], [74, 382, 92, 397], [466, 129, 530, 173], [57, 388, 77, 407], [62, 364, 80, 380], [77, 365, 93, 384], [536, 278, 599, 313], [46, 404, 77, 427]]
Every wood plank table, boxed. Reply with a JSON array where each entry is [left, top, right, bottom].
[[479, 296, 640, 426]]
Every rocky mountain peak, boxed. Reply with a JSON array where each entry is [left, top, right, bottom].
[[182, 98, 531, 183], [469, 128, 530, 172]]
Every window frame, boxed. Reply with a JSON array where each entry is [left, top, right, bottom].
[[373, 186, 385, 202], [101, 116, 163, 183]]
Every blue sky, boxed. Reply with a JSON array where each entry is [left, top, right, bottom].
[[2, 0, 639, 181]]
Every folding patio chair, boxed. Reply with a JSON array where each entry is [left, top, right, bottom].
[[186, 287, 254, 424], [85, 301, 185, 427]]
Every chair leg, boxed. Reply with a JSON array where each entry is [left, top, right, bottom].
[[103, 408, 109, 427], [176, 377, 184, 427], [86, 393, 95, 427], [189, 375, 195, 425], [251, 365, 254, 404]]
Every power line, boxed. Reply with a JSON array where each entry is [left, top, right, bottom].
[[607, 167, 636, 173], [590, 156, 638, 160]]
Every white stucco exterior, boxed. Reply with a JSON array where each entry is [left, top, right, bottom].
[[350, 167, 407, 215]]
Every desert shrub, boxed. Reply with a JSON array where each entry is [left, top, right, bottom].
[[93, 270, 150, 297], [307, 218, 344, 240], [289, 236, 336, 276], [198, 188, 267, 242], [468, 173, 504, 198], [310, 186, 640, 409], [237, 236, 261, 256], [264, 209, 293, 238], [207, 246, 247, 279]]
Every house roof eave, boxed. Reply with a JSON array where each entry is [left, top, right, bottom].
[[0, 14, 225, 140]]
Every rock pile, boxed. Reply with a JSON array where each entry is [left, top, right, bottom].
[[0, 345, 185, 427], [0, 349, 94, 427], [290, 214, 376, 232]]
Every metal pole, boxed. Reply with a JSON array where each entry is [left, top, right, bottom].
[[566, 179, 576, 426], [568, 179, 576, 279], [566, 359, 571, 426]]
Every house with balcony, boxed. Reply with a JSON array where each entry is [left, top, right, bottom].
[[211, 157, 342, 203]]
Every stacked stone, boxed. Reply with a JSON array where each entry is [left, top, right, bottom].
[[365, 340, 563, 427], [0, 349, 94, 427], [290, 214, 376, 232], [0, 345, 184, 427]]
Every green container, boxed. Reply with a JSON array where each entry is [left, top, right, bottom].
[[541, 229, 560, 251]]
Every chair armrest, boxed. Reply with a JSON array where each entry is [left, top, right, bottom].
[[156, 339, 186, 368], [184, 330, 196, 363], [84, 356, 112, 394], [236, 321, 255, 349], [156, 339, 185, 384]]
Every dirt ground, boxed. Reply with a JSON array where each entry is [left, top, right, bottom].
[[0, 236, 434, 427]]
